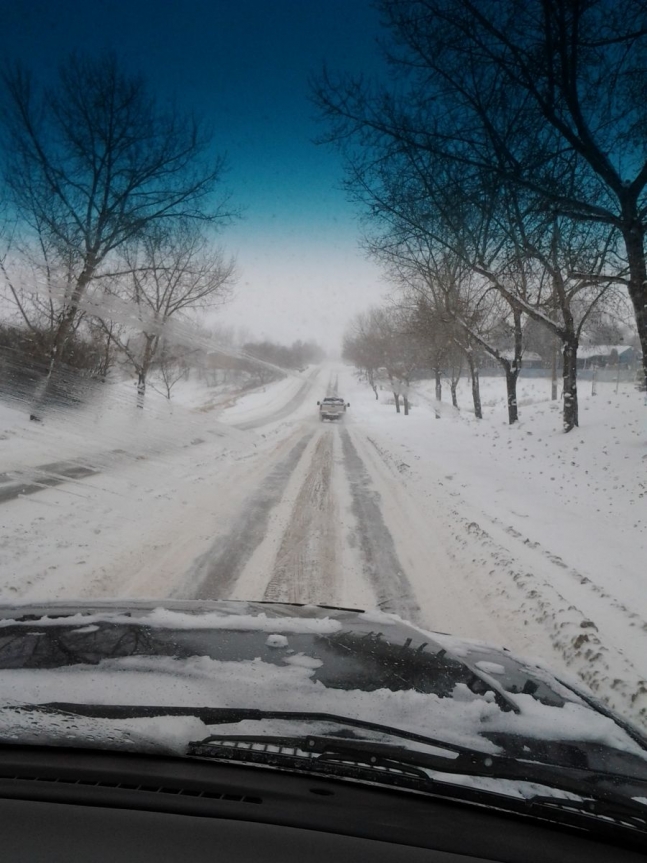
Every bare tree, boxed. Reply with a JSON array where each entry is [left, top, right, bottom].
[[151, 339, 193, 401], [343, 311, 384, 400], [315, 0, 647, 392], [406, 295, 467, 411], [1, 217, 112, 391], [1, 52, 235, 417], [381, 307, 427, 415], [368, 211, 526, 424], [494, 208, 616, 430], [315, 68, 616, 429], [344, 306, 425, 415], [431, 267, 524, 425], [101, 224, 235, 407], [313, 83, 529, 421]]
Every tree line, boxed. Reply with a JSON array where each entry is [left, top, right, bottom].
[[314, 0, 647, 431], [0, 53, 236, 415], [342, 294, 635, 421], [198, 334, 326, 390]]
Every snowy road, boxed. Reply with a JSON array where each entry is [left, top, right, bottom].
[[0, 370, 317, 505], [184, 370, 437, 625], [171, 371, 558, 658], [1, 363, 645, 730], [232, 368, 319, 430], [187, 421, 422, 622]]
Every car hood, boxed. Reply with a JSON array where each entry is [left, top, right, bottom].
[[0, 599, 645, 771]]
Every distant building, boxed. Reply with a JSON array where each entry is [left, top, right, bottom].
[[483, 350, 544, 370], [577, 345, 638, 369], [509, 350, 543, 369]]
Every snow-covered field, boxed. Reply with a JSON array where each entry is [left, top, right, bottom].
[[0, 364, 645, 730]]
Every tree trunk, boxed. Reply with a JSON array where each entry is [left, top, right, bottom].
[[621, 219, 647, 392], [393, 392, 401, 413], [367, 370, 379, 399], [450, 381, 458, 408], [433, 367, 442, 419], [137, 371, 147, 408], [102, 332, 112, 381], [136, 335, 157, 409], [466, 355, 482, 419], [551, 340, 559, 401], [504, 367, 519, 425], [29, 261, 97, 420], [504, 308, 523, 425], [471, 369, 482, 418], [403, 394, 409, 415], [562, 337, 579, 432]]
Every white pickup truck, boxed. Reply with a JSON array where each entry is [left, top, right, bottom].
[[317, 396, 350, 421]]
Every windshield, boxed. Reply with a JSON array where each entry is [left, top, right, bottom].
[[0, 0, 646, 806]]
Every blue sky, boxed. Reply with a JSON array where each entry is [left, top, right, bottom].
[[3, 0, 391, 349]]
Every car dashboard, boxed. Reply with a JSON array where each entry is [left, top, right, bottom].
[[0, 747, 644, 862]]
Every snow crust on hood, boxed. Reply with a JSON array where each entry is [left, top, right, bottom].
[[1, 652, 646, 760], [0, 608, 343, 634]]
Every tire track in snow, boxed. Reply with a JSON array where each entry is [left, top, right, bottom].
[[451, 516, 647, 729], [185, 431, 314, 600], [263, 429, 338, 604], [359, 428, 647, 728], [339, 428, 421, 623], [496, 518, 647, 640]]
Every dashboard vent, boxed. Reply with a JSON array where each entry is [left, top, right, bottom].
[[0, 774, 262, 804]]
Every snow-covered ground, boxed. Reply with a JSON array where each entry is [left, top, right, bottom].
[[0, 367, 330, 600], [221, 373, 310, 425], [343, 372, 647, 727], [0, 364, 645, 730]]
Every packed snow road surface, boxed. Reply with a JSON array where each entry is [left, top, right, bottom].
[[0, 364, 645, 731], [186, 422, 421, 625], [182, 367, 419, 617]]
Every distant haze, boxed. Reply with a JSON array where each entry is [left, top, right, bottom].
[[216, 226, 389, 352]]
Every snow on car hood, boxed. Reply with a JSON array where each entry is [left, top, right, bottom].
[[0, 599, 645, 766]]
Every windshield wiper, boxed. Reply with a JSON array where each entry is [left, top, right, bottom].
[[189, 732, 647, 825], [189, 731, 647, 839], [528, 794, 647, 830], [11, 701, 479, 757], [8, 701, 647, 829]]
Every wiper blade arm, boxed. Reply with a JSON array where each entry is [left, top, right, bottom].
[[528, 794, 647, 833], [16, 702, 474, 757], [190, 733, 435, 782], [11, 702, 647, 822], [192, 733, 647, 832]]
